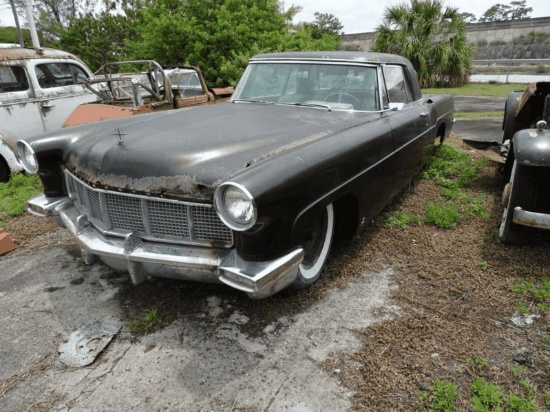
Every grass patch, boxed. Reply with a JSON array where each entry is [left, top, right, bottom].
[[424, 83, 526, 98], [0, 173, 42, 225], [421, 144, 488, 228], [420, 377, 547, 411], [508, 277, 550, 315], [455, 111, 503, 119], [385, 211, 422, 229]]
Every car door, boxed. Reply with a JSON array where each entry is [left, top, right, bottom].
[[381, 64, 431, 197], [0, 63, 42, 149], [29, 60, 99, 133]]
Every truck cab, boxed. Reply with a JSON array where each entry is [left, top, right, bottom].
[[0, 44, 98, 181]]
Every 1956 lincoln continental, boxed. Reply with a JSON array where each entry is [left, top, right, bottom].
[[18, 52, 454, 298]]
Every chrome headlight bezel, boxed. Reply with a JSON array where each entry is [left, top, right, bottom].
[[16, 140, 39, 173], [214, 182, 257, 231]]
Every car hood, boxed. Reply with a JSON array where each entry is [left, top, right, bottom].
[[65, 103, 379, 199]]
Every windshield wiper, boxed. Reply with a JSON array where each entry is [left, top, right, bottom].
[[232, 99, 274, 104], [288, 102, 332, 111]]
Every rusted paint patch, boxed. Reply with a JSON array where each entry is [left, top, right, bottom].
[[63, 104, 137, 127], [66, 156, 220, 200], [0, 47, 82, 63]]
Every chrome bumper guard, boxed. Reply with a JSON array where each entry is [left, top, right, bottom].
[[27, 194, 303, 298], [513, 207, 550, 230]]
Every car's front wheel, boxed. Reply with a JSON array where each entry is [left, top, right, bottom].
[[292, 203, 334, 289]]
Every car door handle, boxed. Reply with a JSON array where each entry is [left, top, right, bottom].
[[40, 101, 54, 109], [420, 112, 429, 117]]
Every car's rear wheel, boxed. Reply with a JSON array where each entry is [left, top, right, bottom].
[[499, 161, 534, 244], [292, 204, 334, 289]]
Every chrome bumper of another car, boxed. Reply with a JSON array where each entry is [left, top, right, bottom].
[[513, 207, 550, 230], [27, 194, 303, 298]]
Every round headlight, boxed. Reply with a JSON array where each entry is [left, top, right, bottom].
[[215, 183, 257, 231], [16, 140, 39, 173]]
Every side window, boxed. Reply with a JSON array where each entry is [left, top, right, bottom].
[[382, 65, 412, 104], [0, 65, 29, 93], [35, 63, 89, 89]]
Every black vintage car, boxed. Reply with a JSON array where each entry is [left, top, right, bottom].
[[18, 52, 454, 298], [500, 82, 550, 244]]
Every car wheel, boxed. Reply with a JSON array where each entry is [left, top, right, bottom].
[[0, 157, 10, 183], [499, 161, 534, 244], [292, 203, 334, 289]]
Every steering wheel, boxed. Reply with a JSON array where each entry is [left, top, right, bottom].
[[323, 91, 361, 108]]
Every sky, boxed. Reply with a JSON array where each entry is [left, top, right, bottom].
[[288, 0, 549, 33], [0, 0, 549, 34]]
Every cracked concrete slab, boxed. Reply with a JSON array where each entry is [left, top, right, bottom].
[[0, 245, 398, 411]]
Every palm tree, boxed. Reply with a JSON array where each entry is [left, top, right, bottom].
[[373, 0, 473, 87]]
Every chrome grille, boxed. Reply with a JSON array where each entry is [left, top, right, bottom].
[[65, 172, 233, 247]]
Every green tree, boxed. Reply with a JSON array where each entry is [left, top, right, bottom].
[[57, 12, 136, 70], [124, 0, 340, 86], [459, 12, 477, 22], [478, 0, 532, 22], [373, 0, 473, 87]]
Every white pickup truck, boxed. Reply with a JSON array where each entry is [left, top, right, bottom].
[[0, 44, 99, 181]]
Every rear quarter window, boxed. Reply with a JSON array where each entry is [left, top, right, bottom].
[[0, 65, 29, 93]]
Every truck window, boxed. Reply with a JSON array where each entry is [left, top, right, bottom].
[[0, 65, 29, 93], [35, 63, 89, 89], [382, 65, 412, 104]]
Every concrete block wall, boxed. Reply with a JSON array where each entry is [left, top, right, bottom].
[[341, 16, 550, 51]]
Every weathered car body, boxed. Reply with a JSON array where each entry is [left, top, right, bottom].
[[63, 60, 233, 127], [0, 44, 98, 181], [19, 51, 454, 298], [499, 82, 550, 244]]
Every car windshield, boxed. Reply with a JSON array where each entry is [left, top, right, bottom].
[[232, 62, 379, 111]]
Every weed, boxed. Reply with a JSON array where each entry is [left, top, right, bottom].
[[0, 173, 42, 223], [423, 380, 459, 411], [128, 308, 160, 335], [543, 335, 550, 346], [536, 64, 547, 74], [545, 392, 550, 410], [386, 211, 422, 229], [510, 278, 550, 314], [465, 195, 489, 219], [475, 261, 490, 271], [468, 357, 487, 368], [425, 202, 461, 228], [471, 377, 504, 411]]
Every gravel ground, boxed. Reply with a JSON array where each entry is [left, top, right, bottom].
[[1, 135, 549, 410]]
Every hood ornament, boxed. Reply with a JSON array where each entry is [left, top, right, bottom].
[[112, 127, 127, 145]]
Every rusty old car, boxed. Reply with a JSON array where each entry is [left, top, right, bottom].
[[499, 82, 550, 244], [63, 60, 233, 127], [18, 51, 454, 298], [0, 44, 99, 181]]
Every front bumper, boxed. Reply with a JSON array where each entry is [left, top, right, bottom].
[[28, 194, 303, 298]]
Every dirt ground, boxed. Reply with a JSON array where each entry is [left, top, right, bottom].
[[2, 135, 549, 411]]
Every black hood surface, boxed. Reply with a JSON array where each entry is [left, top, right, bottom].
[[64, 103, 379, 198]]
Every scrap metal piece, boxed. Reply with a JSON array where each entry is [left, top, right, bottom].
[[59, 322, 120, 367]]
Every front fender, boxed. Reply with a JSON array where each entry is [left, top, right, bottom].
[[0, 136, 24, 173], [513, 128, 550, 167]]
